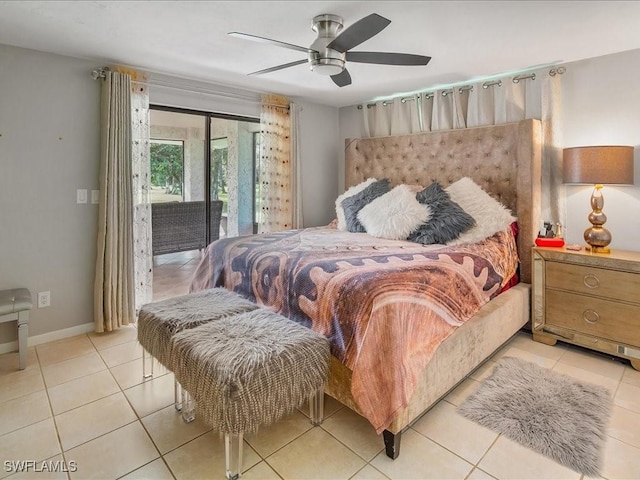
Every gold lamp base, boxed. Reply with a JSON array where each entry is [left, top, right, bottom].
[[584, 243, 611, 254], [584, 184, 612, 254]]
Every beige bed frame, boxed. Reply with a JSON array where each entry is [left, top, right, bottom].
[[326, 119, 542, 459]]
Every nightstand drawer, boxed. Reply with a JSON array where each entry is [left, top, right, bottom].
[[546, 289, 640, 346], [546, 261, 640, 303]]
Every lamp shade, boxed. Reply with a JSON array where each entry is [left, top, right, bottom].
[[563, 146, 634, 185]]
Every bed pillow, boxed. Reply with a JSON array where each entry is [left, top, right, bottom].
[[335, 178, 377, 231], [445, 177, 516, 246], [342, 178, 390, 233], [408, 182, 476, 245], [358, 184, 432, 240]]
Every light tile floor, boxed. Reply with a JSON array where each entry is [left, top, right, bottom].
[[152, 250, 203, 302], [1, 254, 638, 479]]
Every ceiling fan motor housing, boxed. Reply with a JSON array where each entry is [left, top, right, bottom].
[[309, 14, 345, 75]]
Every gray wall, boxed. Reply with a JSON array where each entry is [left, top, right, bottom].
[[560, 49, 640, 251], [0, 44, 340, 347], [0, 44, 100, 343], [296, 100, 340, 227]]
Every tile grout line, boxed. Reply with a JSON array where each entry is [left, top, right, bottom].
[[35, 341, 71, 480], [106, 346, 168, 479]]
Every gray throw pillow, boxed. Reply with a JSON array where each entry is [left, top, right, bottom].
[[408, 182, 476, 244], [341, 178, 390, 233]]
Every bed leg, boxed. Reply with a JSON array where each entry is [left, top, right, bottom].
[[383, 430, 401, 460]]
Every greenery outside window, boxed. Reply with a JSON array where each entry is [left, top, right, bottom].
[[210, 137, 228, 214], [150, 139, 184, 203]]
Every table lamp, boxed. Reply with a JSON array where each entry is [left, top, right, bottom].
[[563, 145, 634, 253]]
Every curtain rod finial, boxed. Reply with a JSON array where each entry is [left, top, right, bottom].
[[91, 67, 109, 80]]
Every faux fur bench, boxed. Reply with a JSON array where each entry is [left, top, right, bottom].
[[136, 288, 330, 480], [137, 288, 258, 409], [172, 308, 330, 480]]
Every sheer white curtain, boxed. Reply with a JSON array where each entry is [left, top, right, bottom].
[[259, 94, 303, 233], [290, 102, 303, 229], [130, 81, 153, 311], [94, 70, 152, 333], [358, 66, 566, 227]]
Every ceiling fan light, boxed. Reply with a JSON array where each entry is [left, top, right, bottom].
[[311, 57, 344, 76]]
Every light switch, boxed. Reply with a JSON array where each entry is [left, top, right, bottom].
[[77, 189, 87, 204], [91, 190, 99, 204]]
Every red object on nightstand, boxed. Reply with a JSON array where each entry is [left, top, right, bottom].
[[535, 237, 565, 247]]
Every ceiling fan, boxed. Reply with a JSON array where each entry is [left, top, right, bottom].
[[229, 13, 431, 87]]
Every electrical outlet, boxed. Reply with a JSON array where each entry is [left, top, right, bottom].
[[37, 291, 51, 308], [77, 189, 87, 204], [91, 190, 99, 204]]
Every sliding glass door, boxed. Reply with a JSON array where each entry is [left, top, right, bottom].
[[149, 106, 259, 300]]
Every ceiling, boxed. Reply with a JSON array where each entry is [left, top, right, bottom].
[[2, 1, 640, 108]]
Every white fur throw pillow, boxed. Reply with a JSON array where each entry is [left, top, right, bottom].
[[358, 184, 432, 240], [445, 177, 516, 246], [335, 178, 377, 231]]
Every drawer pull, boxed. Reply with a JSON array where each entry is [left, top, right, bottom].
[[583, 274, 600, 289], [583, 309, 600, 324]]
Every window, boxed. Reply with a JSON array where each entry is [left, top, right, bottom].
[[210, 137, 228, 214], [150, 139, 184, 203]]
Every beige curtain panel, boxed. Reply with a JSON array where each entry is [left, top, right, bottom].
[[94, 71, 136, 332]]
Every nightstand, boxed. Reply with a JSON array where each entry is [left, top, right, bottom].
[[532, 246, 640, 371]]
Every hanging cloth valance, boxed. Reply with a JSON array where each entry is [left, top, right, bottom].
[[357, 67, 567, 231]]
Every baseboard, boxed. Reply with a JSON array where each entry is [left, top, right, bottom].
[[0, 322, 95, 355]]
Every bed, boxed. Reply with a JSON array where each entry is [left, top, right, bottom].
[[189, 118, 542, 459]]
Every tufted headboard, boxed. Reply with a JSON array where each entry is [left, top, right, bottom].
[[345, 119, 542, 283]]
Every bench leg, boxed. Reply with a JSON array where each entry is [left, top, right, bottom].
[[175, 378, 183, 412], [17, 311, 29, 370], [181, 387, 195, 423], [142, 348, 154, 379], [309, 387, 325, 426], [225, 432, 243, 480]]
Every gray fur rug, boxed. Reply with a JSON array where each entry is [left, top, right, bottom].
[[457, 356, 612, 476]]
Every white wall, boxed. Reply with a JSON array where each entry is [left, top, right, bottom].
[[337, 48, 640, 253], [0, 44, 340, 347], [561, 49, 640, 251]]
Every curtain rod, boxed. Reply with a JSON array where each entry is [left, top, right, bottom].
[[357, 66, 566, 109], [90, 67, 289, 110]]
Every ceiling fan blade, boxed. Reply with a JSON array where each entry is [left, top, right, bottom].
[[327, 13, 391, 53], [346, 51, 431, 66], [331, 69, 352, 87], [248, 59, 308, 76], [228, 32, 317, 54]]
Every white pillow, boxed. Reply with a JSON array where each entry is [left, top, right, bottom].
[[445, 177, 516, 246], [335, 178, 377, 231], [357, 184, 432, 240]]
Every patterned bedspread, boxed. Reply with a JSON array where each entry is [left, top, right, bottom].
[[189, 225, 518, 433]]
